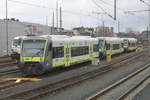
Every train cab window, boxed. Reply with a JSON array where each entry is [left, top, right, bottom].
[[13, 38, 21, 47], [106, 44, 110, 50], [124, 40, 128, 44], [99, 40, 104, 48], [22, 40, 46, 57]]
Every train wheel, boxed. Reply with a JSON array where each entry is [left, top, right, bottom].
[[21, 66, 33, 76], [32, 65, 45, 76]]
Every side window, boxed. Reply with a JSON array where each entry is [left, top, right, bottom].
[[52, 47, 64, 58], [18, 39, 22, 46], [99, 40, 104, 48], [121, 43, 124, 48], [93, 44, 98, 52], [113, 44, 120, 50], [129, 42, 131, 47], [71, 46, 89, 57], [106, 44, 110, 50], [48, 43, 52, 51]]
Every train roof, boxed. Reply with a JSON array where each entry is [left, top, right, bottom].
[[71, 36, 92, 38], [96, 37, 119, 39], [22, 35, 97, 41], [41, 35, 70, 38], [97, 37, 122, 42], [122, 38, 137, 42], [51, 35, 98, 42], [13, 36, 27, 40]]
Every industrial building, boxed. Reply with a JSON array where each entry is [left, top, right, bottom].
[[94, 26, 117, 37], [0, 18, 59, 56]]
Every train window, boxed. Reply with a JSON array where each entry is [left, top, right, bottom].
[[93, 44, 98, 52], [112, 44, 120, 50], [22, 40, 46, 57], [121, 43, 124, 48], [129, 43, 135, 47], [106, 44, 110, 50], [131, 43, 136, 47], [99, 40, 104, 48], [131, 43, 133, 47], [48, 43, 52, 51], [52, 47, 64, 58], [124, 40, 128, 44], [79, 42, 82, 45], [13, 38, 21, 46], [60, 43, 63, 45], [71, 46, 89, 57]]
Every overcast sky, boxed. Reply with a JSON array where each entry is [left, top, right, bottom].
[[0, 0, 149, 32]]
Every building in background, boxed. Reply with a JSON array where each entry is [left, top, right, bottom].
[[94, 26, 116, 37], [0, 18, 64, 56], [138, 30, 150, 46], [73, 27, 94, 36]]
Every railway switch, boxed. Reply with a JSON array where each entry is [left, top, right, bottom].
[[4, 77, 42, 83]]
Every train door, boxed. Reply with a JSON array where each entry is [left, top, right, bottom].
[[89, 42, 93, 58], [64, 43, 71, 67]]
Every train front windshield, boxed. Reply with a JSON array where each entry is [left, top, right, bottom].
[[99, 40, 104, 48], [22, 40, 46, 57], [13, 38, 21, 47], [124, 40, 128, 46]]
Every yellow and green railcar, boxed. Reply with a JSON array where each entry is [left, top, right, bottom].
[[97, 37, 124, 58], [19, 35, 99, 76]]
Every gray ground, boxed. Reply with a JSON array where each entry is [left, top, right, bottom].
[[133, 83, 150, 100], [37, 56, 150, 100], [0, 52, 149, 100]]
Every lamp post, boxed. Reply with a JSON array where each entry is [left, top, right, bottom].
[[114, 0, 116, 20], [6, 0, 8, 55]]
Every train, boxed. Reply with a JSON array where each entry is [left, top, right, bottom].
[[12, 35, 137, 76], [11, 35, 37, 60], [97, 37, 137, 59], [11, 36, 27, 60], [122, 38, 137, 52]]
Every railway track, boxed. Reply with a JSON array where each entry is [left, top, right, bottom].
[[0, 56, 16, 68], [0, 55, 9, 59], [0, 56, 18, 76], [0, 58, 13, 63], [0, 68, 20, 76], [0, 62, 16, 68], [86, 63, 150, 100], [0, 80, 26, 91], [0, 50, 147, 100]]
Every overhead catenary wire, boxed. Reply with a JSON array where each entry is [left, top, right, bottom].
[[93, 0, 147, 20], [91, 0, 114, 19], [8, 0, 98, 17], [98, 0, 126, 12], [124, 9, 150, 13], [140, 0, 150, 6]]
